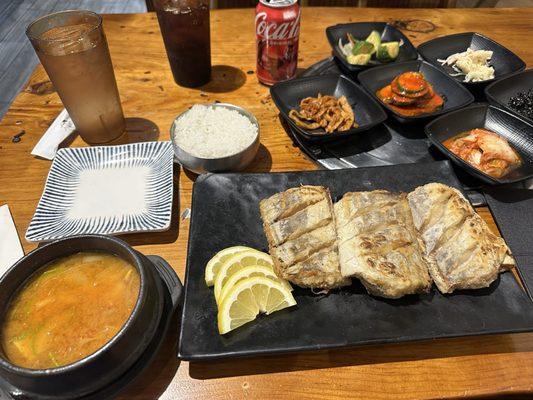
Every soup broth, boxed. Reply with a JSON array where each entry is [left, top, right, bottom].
[[1, 252, 140, 369]]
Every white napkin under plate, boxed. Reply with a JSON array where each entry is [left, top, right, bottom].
[[31, 108, 75, 160], [0, 205, 24, 277]]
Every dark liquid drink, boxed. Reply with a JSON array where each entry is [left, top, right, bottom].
[[154, 0, 211, 88], [27, 11, 125, 144]]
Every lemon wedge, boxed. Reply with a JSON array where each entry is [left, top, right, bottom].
[[205, 246, 251, 286], [217, 265, 292, 305], [213, 250, 274, 301], [217, 276, 296, 334]]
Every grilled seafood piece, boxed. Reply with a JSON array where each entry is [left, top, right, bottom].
[[260, 186, 350, 290], [334, 191, 431, 299], [407, 183, 514, 293]]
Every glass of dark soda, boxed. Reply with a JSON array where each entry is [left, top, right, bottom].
[[153, 0, 211, 88]]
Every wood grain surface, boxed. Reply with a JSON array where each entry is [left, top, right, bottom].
[[1, 7, 532, 400]]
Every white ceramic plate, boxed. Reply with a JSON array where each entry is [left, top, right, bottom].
[[26, 141, 174, 242]]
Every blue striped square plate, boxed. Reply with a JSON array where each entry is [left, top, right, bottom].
[[26, 141, 174, 242]]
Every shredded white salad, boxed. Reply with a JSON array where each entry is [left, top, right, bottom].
[[438, 48, 494, 83]]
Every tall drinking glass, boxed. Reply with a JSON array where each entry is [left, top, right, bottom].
[[27, 10, 125, 144], [153, 0, 211, 88]]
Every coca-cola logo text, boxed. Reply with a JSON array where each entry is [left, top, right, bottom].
[[255, 11, 300, 40]]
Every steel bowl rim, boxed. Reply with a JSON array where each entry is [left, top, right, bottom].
[[170, 102, 260, 163]]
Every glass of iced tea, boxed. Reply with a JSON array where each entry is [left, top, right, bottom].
[[153, 0, 211, 88], [26, 10, 125, 144]]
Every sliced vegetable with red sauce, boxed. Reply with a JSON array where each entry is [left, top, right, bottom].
[[391, 76, 429, 98], [416, 84, 435, 102], [377, 86, 416, 106], [385, 93, 444, 117], [375, 72, 445, 117], [419, 92, 444, 110], [397, 72, 427, 93], [392, 92, 417, 106]]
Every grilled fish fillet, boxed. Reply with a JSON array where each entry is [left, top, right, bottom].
[[407, 183, 514, 294], [334, 191, 432, 299], [260, 186, 350, 289]]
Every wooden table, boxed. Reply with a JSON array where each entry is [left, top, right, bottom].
[[1, 7, 533, 399]]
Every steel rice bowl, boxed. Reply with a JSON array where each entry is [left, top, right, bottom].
[[170, 103, 260, 174]]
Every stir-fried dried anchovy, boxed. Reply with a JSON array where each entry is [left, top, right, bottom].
[[288, 94, 358, 134]]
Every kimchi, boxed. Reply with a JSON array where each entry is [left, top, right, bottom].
[[443, 128, 521, 179]]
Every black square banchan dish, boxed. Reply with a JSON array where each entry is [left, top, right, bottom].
[[425, 104, 533, 185], [417, 32, 525, 88], [358, 60, 475, 124], [270, 74, 387, 142], [325, 22, 418, 74], [485, 69, 533, 124], [178, 161, 533, 361]]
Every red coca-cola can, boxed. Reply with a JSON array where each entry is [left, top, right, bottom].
[[255, 0, 300, 86]]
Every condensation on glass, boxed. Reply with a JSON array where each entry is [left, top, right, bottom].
[[27, 10, 125, 144]]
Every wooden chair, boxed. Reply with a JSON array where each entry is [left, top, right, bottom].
[[211, 0, 258, 7], [362, 0, 457, 6], [147, 0, 457, 9], [303, 0, 456, 6]]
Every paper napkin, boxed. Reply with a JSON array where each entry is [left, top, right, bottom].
[[0, 205, 24, 277], [31, 108, 75, 160]]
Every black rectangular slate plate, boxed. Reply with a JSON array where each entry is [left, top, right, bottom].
[[484, 188, 533, 258], [270, 74, 387, 142], [325, 22, 418, 74], [425, 104, 533, 185], [485, 69, 533, 124], [417, 32, 526, 89], [178, 161, 533, 361], [358, 60, 475, 124], [484, 188, 533, 299]]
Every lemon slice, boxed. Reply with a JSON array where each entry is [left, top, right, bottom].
[[217, 265, 292, 305], [213, 250, 274, 301], [205, 246, 251, 286], [217, 276, 297, 334]]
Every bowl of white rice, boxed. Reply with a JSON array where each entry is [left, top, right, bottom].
[[170, 103, 260, 174]]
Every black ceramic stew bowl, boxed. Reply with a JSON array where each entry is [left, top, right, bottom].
[[417, 32, 525, 89], [0, 235, 172, 399], [325, 22, 418, 74], [425, 103, 533, 185], [485, 69, 533, 124], [270, 74, 387, 142], [358, 60, 475, 124]]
